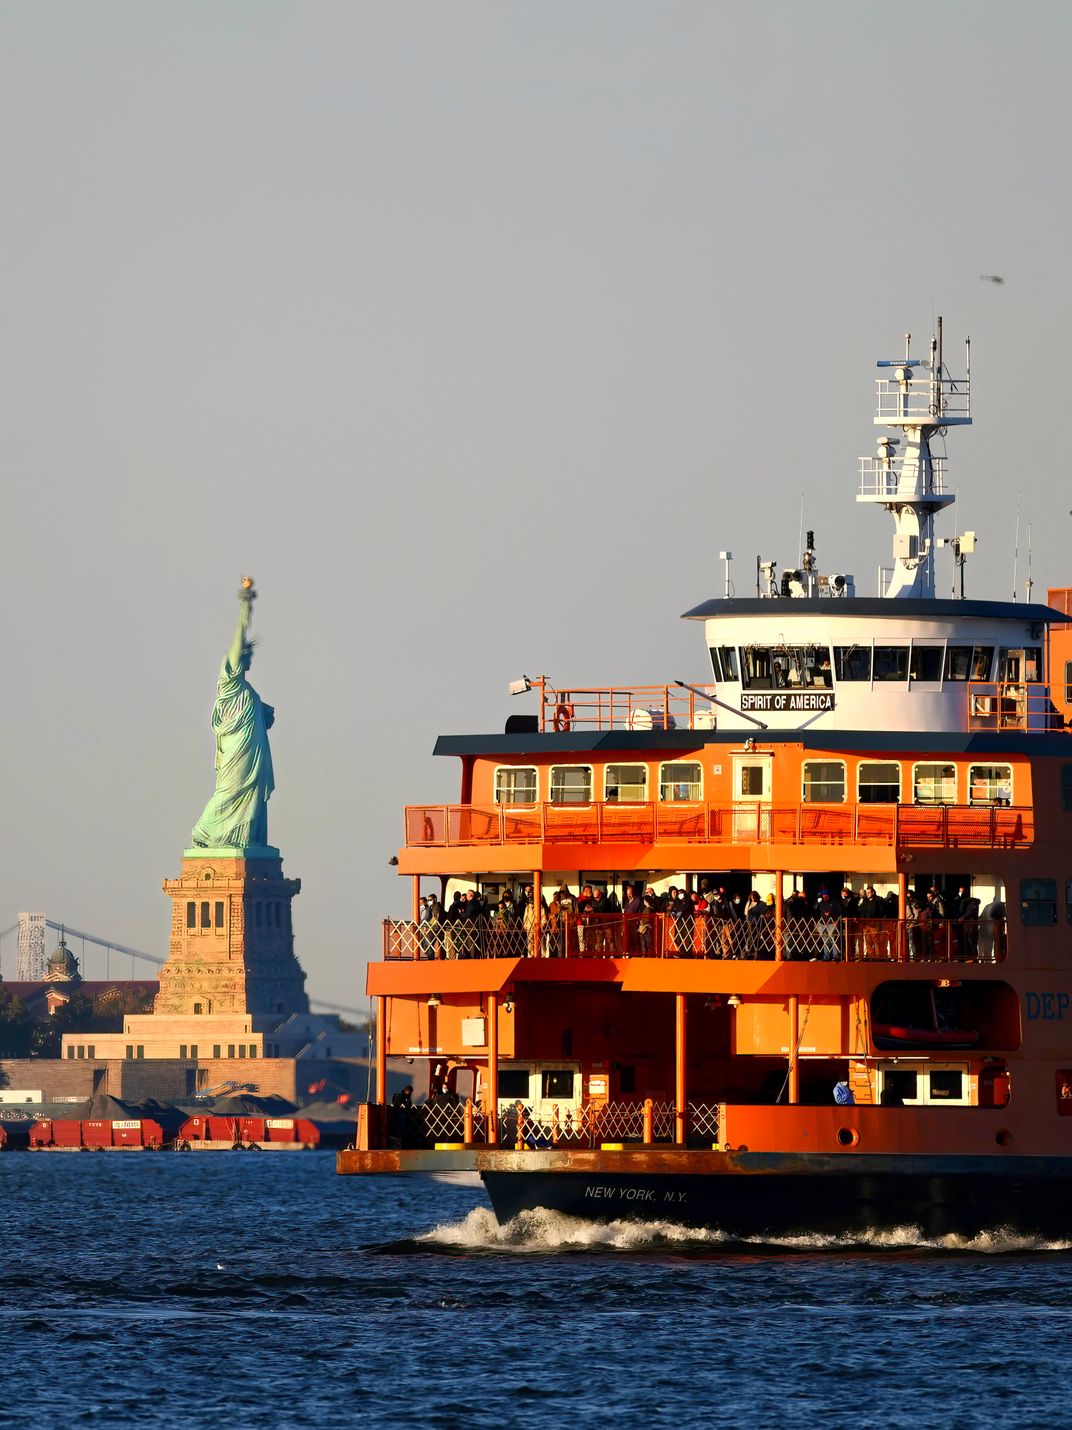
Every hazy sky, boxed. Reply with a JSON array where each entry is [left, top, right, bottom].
[[3, 2, 1071, 1010]]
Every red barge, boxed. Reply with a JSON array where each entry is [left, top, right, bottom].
[[338, 324, 1072, 1235]]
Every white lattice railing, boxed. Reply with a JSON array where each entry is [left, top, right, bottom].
[[388, 1098, 722, 1148], [384, 915, 1006, 965]]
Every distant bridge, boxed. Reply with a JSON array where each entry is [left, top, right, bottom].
[[0, 915, 364, 1020]]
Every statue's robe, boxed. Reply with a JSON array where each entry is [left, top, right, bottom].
[[191, 653, 275, 850]]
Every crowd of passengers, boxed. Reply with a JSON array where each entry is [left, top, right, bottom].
[[412, 881, 999, 962]]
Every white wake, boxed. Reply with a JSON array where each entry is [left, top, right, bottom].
[[419, 1205, 1072, 1254]]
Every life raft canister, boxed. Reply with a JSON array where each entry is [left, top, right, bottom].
[[553, 701, 574, 732]]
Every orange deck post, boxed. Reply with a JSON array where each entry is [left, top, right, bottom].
[[375, 995, 387, 1105], [675, 993, 687, 1145], [642, 1097, 654, 1146], [463, 1098, 474, 1144], [774, 873, 784, 961], [788, 994, 799, 1105], [411, 876, 421, 922], [487, 993, 499, 1144]]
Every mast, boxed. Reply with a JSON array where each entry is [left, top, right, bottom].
[[857, 319, 971, 598]]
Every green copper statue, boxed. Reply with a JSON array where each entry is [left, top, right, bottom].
[[191, 577, 276, 851]]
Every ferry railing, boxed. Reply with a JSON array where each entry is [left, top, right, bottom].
[[404, 1098, 720, 1149], [403, 801, 1034, 850], [858, 455, 947, 498], [874, 374, 970, 422], [534, 681, 718, 734], [382, 914, 1007, 965], [966, 682, 1065, 732]]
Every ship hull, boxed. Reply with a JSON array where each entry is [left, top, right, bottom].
[[481, 1155, 1072, 1239]]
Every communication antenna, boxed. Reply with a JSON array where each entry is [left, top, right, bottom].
[[1026, 523, 1033, 602], [1012, 493, 1022, 602], [797, 494, 805, 573]]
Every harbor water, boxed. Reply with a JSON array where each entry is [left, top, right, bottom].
[[3, 1154, 1070, 1428]]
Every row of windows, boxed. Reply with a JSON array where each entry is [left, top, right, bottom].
[[185, 900, 286, 932], [497, 763, 706, 805], [801, 762, 1013, 806], [67, 1046, 97, 1059], [495, 761, 1015, 806], [187, 900, 225, 930], [712, 643, 1042, 689]]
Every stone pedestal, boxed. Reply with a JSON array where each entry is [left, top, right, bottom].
[[155, 850, 309, 1020]]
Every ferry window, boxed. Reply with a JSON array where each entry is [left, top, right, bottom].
[[1065, 662, 1072, 703], [741, 646, 831, 690], [498, 1069, 530, 1100], [834, 645, 872, 681], [186, 901, 196, 929], [125, 1045, 133, 1060], [495, 767, 537, 804], [945, 645, 994, 681], [858, 761, 900, 804], [605, 764, 647, 801], [1063, 766, 1072, 811], [873, 646, 909, 681], [999, 647, 1043, 683], [190, 1045, 198, 1059], [913, 763, 956, 804], [179, 1044, 188, 1059], [969, 764, 1012, 805], [717, 647, 740, 682], [659, 761, 702, 801], [1021, 878, 1057, 926], [909, 645, 944, 683], [802, 761, 846, 803], [710, 648, 724, 681], [213, 1044, 221, 1059], [882, 1069, 918, 1105], [741, 646, 777, 690], [214, 900, 224, 928], [541, 1069, 574, 1099], [550, 766, 592, 804], [200, 900, 210, 929], [928, 1070, 964, 1102]]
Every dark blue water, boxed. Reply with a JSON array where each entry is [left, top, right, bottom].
[[2, 1155, 1070, 1428]]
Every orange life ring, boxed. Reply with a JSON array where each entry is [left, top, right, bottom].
[[553, 702, 574, 732]]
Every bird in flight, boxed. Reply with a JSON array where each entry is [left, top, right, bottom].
[[979, 274, 1005, 284]]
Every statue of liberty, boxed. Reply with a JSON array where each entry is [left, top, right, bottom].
[[191, 577, 276, 851]]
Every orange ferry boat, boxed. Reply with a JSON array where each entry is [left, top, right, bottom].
[[338, 322, 1072, 1235]]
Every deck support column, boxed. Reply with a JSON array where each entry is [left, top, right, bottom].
[[532, 870, 543, 957], [774, 872, 784, 961], [411, 875, 421, 922], [487, 993, 499, 1144], [375, 995, 387, 1105], [787, 994, 799, 1105], [675, 992, 687, 1145]]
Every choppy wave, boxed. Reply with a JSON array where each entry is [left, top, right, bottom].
[[418, 1205, 1072, 1255]]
